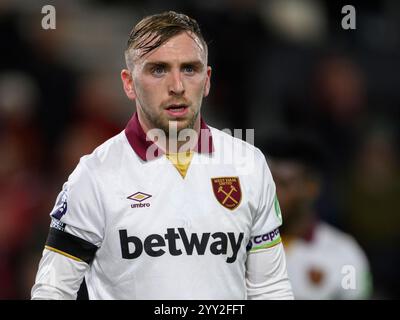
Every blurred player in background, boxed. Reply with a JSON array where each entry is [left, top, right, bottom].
[[261, 134, 372, 299], [30, 11, 293, 300]]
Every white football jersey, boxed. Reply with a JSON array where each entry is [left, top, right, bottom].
[[36, 113, 285, 299], [284, 222, 372, 300]]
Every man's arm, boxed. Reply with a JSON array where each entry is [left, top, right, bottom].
[[31, 248, 89, 300], [245, 149, 293, 299], [338, 236, 373, 300], [31, 225, 99, 300], [31, 157, 103, 300], [246, 242, 294, 300]]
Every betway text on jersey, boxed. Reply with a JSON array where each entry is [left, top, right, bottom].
[[119, 228, 244, 263]]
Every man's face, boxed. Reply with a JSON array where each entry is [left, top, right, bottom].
[[121, 32, 211, 135], [269, 160, 319, 222]]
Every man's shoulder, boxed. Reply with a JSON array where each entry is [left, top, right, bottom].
[[74, 130, 129, 176]]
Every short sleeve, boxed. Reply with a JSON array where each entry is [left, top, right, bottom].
[[247, 149, 283, 252], [46, 158, 104, 264]]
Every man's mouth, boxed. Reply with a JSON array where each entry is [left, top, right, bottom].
[[165, 104, 189, 117]]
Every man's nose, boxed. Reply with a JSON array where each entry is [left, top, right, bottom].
[[168, 70, 185, 96]]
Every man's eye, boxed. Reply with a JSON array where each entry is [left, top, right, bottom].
[[183, 65, 194, 74], [152, 66, 165, 76]]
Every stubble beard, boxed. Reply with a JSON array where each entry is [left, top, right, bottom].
[[141, 105, 200, 137]]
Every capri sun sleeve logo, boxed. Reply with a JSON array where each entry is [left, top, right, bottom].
[[246, 228, 281, 252], [119, 228, 244, 263]]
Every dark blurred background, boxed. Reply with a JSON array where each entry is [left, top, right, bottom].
[[0, 0, 399, 299]]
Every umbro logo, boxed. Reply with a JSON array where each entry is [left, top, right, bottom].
[[127, 192, 152, 208]]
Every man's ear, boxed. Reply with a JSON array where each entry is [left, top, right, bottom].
[[203, 66, 212, 97], [121, 69, 136, 100]]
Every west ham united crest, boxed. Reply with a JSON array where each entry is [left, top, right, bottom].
[[308, 267, 325, 286], [211, 177, 242, 210]]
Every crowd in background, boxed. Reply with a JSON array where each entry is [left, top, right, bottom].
[[0, 0, 399, 299]]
